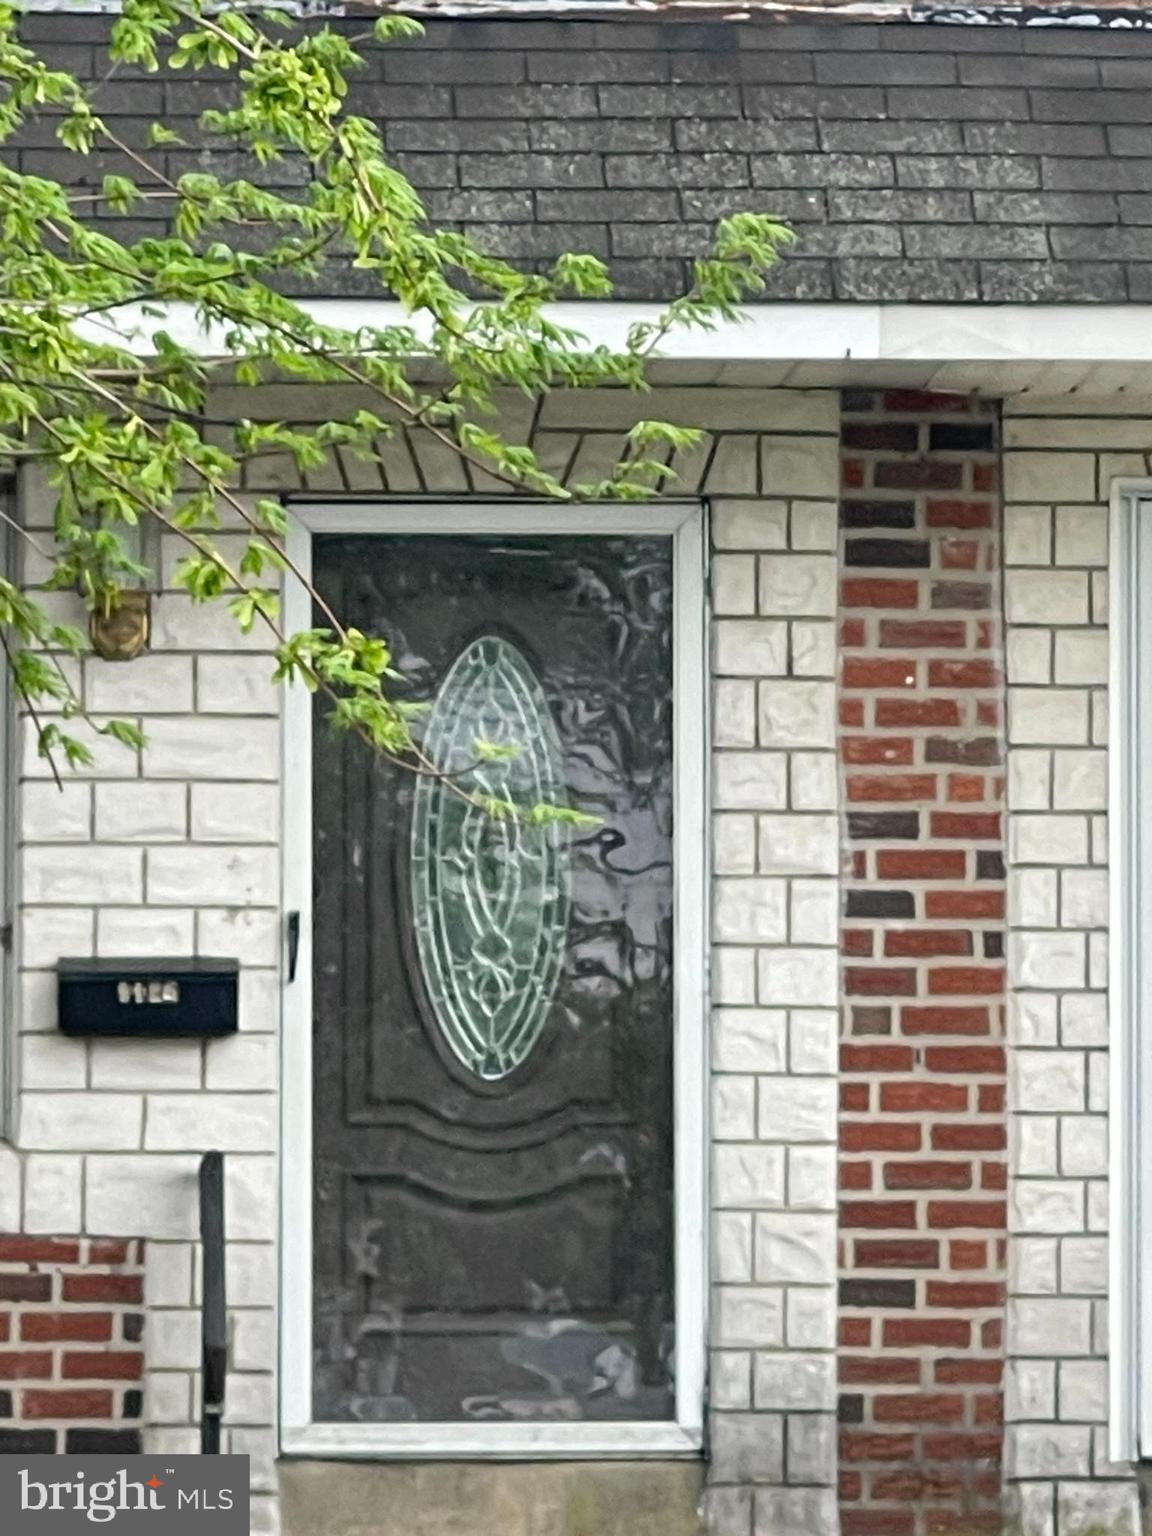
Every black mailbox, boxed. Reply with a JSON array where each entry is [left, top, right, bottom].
[[57, 958, 240, 1038]]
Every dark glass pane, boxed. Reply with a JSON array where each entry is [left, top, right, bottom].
[[311, 533, 676, 1425]]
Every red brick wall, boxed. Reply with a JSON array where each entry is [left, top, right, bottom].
[[0, 1235, 145, 1454], [836, 391, 1006, 1536]]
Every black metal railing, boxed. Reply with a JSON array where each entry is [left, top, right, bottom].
[[199, 1151, 226, 1454]]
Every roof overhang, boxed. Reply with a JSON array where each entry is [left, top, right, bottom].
[[85, 300, 1152, 396]]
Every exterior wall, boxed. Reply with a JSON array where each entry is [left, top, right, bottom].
[[1002, 402, 1138, 1536], [836, 392, 1007, 1536], [0, 1235, 145, 1454], [2, 385, 841, 1536]]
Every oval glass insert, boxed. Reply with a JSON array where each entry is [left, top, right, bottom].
[[410, 636, 571, 1082]]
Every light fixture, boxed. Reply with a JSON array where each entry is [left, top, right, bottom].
[[88, 517, 162, 663]]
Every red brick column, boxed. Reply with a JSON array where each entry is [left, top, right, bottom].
[[0, 1235, 145, 1453], [836, 391, 1006, 1536]]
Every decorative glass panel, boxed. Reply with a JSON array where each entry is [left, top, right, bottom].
[[311, 533, 675, 1425], [410, 636, 570, 1082]]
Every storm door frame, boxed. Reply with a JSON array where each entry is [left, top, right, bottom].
[[279, 500, 708, 1459]]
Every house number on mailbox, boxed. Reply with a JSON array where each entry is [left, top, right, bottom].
[[117, 980, 181, 1006]]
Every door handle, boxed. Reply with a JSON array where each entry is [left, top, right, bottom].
[[286, 911, 301, 983]]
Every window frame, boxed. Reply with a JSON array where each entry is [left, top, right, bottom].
[[278, 499, 708, 1460], [1108, 480, 1152, 1462]]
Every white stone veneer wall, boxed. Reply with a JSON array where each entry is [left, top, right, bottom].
[[1, 385, 843, 1536], [1003, 400, 1141, 1536]]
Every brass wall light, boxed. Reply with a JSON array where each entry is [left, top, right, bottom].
[[88, 518, 161, 663]]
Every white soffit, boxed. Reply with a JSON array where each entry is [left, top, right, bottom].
[[85, 301, 1152, 396]]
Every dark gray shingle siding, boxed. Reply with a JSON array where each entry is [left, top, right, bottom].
[[10, 15, 1152, 303]]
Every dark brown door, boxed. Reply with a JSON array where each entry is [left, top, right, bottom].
[[311, 531, 676, 1425]]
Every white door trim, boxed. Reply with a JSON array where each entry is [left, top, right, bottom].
[[279, 499, 708, 1459]]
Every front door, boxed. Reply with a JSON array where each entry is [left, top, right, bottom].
[[309, 529, 679, 1429]]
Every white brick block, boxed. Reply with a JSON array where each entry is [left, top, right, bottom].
[[1052, 750, 1106, 811], [790, 502, 838, 552], [1060, 1237, 1108, 1295], [21, 782, 91, 841], [197, 656, 279, 714], [788, 1010, 838, 1075], [221, 1244, 275, 1308], [753, 1211, 836, 1285], [1060, 869, 1108, 929], [1060, 1116, 1108, 1178], [231, 1311, 276, 1373], [146, 1243, 194, 1306], [714, 1213, 754, 1283], [147, 846, 278, 906], [712, 500, 788, 552], [760, 437, 839, 498], [206, 1035, 278, 1093], [1010, 815, 1089, 866], [144, 1092, 277, 1152], [20, 1034, 86, 1089], [713, 1076, 757, 1140], [713, 1009, 787, 1073], [1014, 1237, 1058, 1295], [1015, 1051, 1086, 1114], [713, 879, 787, 944], [97, 907, 195, 957], [1006, 1360, 1056, 1421], [1014, 993, 1058, 1048], [22, 1153, 81, 1234], [86, 1153, 199, 1239], [787, 1145, 837, 1211], [713, 682, 757, 748], [714, 621, 787, 678], [1053, 630, 1107, 687], [190, 784, 280, 844], [0, 1146, 21, 1229], [1054, 505, 1108, 567], [715, 814, 758, 875], [711, 1410, 784, 1483], [785, 1287, 836, 1349], [1057, 1483, 1139, 1536], [1012, 1179, 1085, 1236], [757, 554, 837, 617], [713, 948, 757, 1006], [146, 1372, 193, 1424], [1005, 569, 1090, 627], [18, 971, 56, 1034], [226, 1373, 275, 1426], [21, 716, 137, 781], [21, 1092, 142, 1151], [713, 555, 757, 615], [1004, 505, 1052, 566], [149, 1308, 202, 1369], [1061, 993, 1107, 1048], [757, 1078, 837, 1143], [1057, 1360, 1108, 1424], [237, 969, 279, 1034], [714, 1144, 786, 1209], [88, 655, 194, 714], [1004, 453, 1095, 504], [754, 1489, 838, 1536], [790, 620, 836, 679], [785, 1413, 836, 1486], [1010, 870, 1057, 928], [1007, 630, 1052, 686], [90, 1039, 203, 1091], [1009, 750, 1052, 811], [790, 879, 839, 946], [1012, 1297, 1093, 1356], [224, 1154, 278, 1241], [197, 910, 279, 968], [1007, 1423, 1092, 1479], [1017, 1117, 1058, 1177], [94, 782, 187, 841], [753, 1352, 835, 1411], [1014, 932, 1085, 990], [789, 752, 838, 811], [712, 1351, 752, 1410], [757, 814, 839, 876], [151, 596, 271, 652], [758, 680, 835, 750], [23, 846, 143, 905], [758, 948, 838, 1008], [1009, 689, 1089, 747], [141, 718, 279, 780]]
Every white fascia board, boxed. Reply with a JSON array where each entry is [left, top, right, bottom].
[[79, 299, 1152, 365]]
